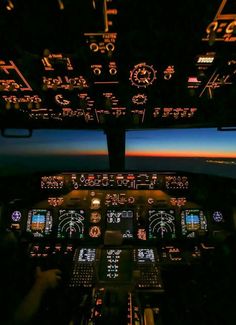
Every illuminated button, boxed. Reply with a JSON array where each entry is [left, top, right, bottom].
[[127, 175, 135, 180], [226, 21, 236, 34], [106, 43, 115, 52], [90, 43, 99, 52], [93, 67, 101, 75], [109, 68, 117, 75]]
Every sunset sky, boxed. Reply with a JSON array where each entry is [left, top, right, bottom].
[[126, 129, 236, 158], [0, 129, 108, 156], [0, 128, 235, 176], [1, 128, 235, 158]]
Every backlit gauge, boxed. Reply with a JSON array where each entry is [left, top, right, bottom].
[[148, 210, 175, 239], [130, 63, 157, 88], [27, 209, 52, 237], [91, 198, 101, 209], [57, 210, 85, 239], [185, 213, 200, 231], [90, 211, 101, 223], [128, 197, 135, 204], [181, 209, 207, 237], [137, 229, 147, 240], [132, 94, 148, 105], [55, 94, 70, 106], [89, 226, 101, 238], [11, 211, 22, 222], [213, 211, 223, 223], [148, 198, 154, 204]]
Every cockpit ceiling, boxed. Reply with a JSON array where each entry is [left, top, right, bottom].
[[0, 0, 235, 129]]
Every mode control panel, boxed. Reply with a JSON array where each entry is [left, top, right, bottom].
[[41, 173, 190, 190]]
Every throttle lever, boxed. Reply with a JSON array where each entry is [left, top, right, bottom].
[[144, 308, 155, 325]]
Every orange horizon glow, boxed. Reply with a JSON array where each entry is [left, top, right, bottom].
[[126, 151, 236, 158], [70, 151, 108, 156], [4, 149, 108, 156], [56, 149, 108, 156]]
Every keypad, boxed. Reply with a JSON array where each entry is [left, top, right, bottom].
[[137, 265, 162, 289], [69, 263, 95, 287]]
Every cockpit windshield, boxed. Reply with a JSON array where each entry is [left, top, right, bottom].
[[0, 129, 109, 175], [0, 1, 236, 324], [126, 128, 236, 178]]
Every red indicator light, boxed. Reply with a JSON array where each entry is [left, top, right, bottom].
[[188, 77, 199, 83], [107, 9, 118, 15], [127, 176, 135, 180]]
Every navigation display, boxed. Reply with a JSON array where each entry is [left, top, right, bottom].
[[57, 209, 85, 239], [148, 210, 176, 239], [98, 249, 132, 283], [27, 209, 52, 237], [181, 209, 208, 238], [106, 210, 133, 238]]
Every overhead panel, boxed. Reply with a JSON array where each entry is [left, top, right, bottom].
[[0, 0, 235, 129]]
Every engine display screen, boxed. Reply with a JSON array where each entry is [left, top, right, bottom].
[[57, 209, 85, 239], [27, 209, 52, 237], [148, 210, 176, 239], [136, 248, 156, 263], [98, 249, 132, 283], [78, 248, 96, 262], [106, 210, 133, 238], [181, 209, 208, 238]]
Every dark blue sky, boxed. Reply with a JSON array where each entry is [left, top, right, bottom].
[[0, 129, 109, 173], [0, 129, 108, 156]]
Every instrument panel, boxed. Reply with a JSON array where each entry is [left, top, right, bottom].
[[6, 172, 230, 242]]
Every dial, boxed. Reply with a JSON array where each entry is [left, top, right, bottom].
[[130, 63, 157, 88], [213, 211, 223, 223], [137, 228, 146, 240], [11, 211, 22, 222], [132, 94, 148, 105], [148, 197, 154, 204], [55, 94, 70, 106], [148, 210, 175, 239], [91, 198, 101, 209], [90, 211, 101, 223], [89, 226, 101, 238], [57, 210, 85, 239]]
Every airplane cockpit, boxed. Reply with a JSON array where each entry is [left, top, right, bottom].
[[0, 1, 236, 324]]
